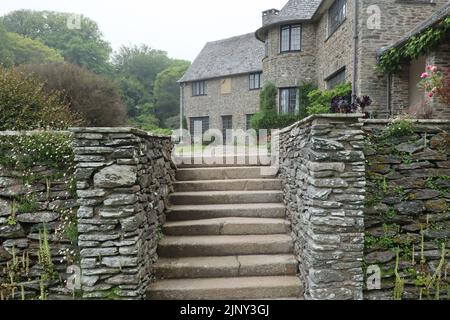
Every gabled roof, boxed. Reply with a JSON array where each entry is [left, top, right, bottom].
[[256, 0, 323, 41], [378, 3, 450, 56], [179, 33, 264, 83]]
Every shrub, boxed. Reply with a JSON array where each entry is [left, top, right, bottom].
[[0, 66, 80, 130], [19, 63, 127, 127], [307, 82, 352, 115]]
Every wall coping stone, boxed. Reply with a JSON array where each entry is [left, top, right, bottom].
[[0, 130, 71, 136], [69, 127, 172, 139], [279, 114, 365, 134], [361, 119, 450, 124]]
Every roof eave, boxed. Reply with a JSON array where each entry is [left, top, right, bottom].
[[178, 69, 264, 84]]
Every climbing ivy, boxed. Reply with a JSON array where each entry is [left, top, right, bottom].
[[378, 15, 450, 73]]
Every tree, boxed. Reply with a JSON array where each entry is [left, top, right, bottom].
[[1, 10, 112, 73], [0, 66, 80, 130], [112, 45, 173, 93], [5, 32, 64, 65], [153, 61, 190, 128], [19, 63, 127, 127]]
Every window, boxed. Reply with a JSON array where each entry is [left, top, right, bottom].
[[192, 81, 206, 96], [328, 0, 347, 36], [189, 117, 209, 138], [279, 88, 298, 114], [246, 114, 254, 131], [249, 73, 262, 90], [326, 68, 346, 89], [280, 24, 302, 52], [222, 115, 233, 144]]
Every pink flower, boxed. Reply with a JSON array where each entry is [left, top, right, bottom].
[[431, 66, 438, 72], [421, 72, 429, 79], [428, 92, 434, 98], [426, 66, 432, 71]]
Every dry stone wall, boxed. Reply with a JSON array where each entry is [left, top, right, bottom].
[[0, 131, 78, 300], [279, 116, 449, 300], [278, 114, 366, 300], [72, 128, 175, 299], [362, 119, 450, 300]]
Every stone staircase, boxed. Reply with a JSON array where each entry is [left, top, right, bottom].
[[146, 165, 303, 300]]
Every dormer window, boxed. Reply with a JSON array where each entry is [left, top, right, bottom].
[[280, 24, 302, 53]]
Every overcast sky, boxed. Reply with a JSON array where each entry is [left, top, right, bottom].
[[0, 0, 288, 61]]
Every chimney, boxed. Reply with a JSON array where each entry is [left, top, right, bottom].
[[262, 9, 280, 25]]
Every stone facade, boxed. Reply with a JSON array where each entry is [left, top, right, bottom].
[[72, 128, 175, 299], [278, 114, 366, 300], [356, 0, 449, 117], [182, 0, 449, 129], [182, 74, 261, 133], [263, 24, 317, 89], [362, 119, 450, 300]]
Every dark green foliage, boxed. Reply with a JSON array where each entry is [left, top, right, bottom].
[[19, 62, 127, 127], [0, 21, 63, 67], [378, 15, 450, 73], [306, 82, 352, 115], [298, 82, 317, 118], [153, 62, 190, 128], [0, 67, 81, 130], [1, 10, 112, 73]]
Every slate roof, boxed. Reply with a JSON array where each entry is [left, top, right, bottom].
[[179, 33, 265, 83], [378, 3, 450, 56], [256, 0, 323, 40]]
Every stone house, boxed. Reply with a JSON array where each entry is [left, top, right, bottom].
[[178, 33, 265, 141], [180, 0, 450, 133]]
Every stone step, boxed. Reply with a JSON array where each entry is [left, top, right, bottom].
[[158, 235, 293, 257], [163, 218, 290, 236], [175, 179, 282, 192], [166, 203, 286, 221], [170, 190, 283, 205], [154, 255, 298, 279], [176, 166, 278, 181], [147, 276, 302, 300], [175, 155, 274, 168]]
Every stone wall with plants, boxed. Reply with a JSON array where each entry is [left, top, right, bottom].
[[362, 119, 450, 300], [0, 131, 78, 300], [72, 128, 175, 299], [278, 114, 366, 300]]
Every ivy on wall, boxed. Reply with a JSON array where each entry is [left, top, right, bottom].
[[378, 15, 450, 74]]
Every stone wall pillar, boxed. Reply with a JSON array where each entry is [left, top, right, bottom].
[[71, 128, 175, 299], [279, 115, 366, 300]]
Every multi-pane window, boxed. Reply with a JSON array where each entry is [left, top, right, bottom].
[[280, 24, 302, 52], [326, 68, 346, 89], [279, 88, 298, 114], [328, 0, 347, 36], [222, 115, 233, 144], [192, 81, 207, 96], [249, 73, 262, 90], [246, 114, 254, 131], [189, 117, 209, 139]]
